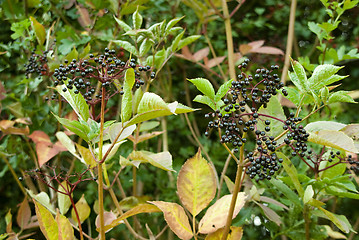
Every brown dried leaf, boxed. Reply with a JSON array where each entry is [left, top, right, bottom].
[[181, 46, 194, 60], [239, 44, 252, 55], [248, 40, 265, 49], [17, 198, 31, 229], [251, 46, 284, 55], [76, 5, 92, 28], [193, 47, 210, 62], [95, 211, 116, 233], [206, 56, 226, 69]]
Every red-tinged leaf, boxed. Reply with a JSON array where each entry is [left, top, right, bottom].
[[205, 226, 243, 240], [193, 47, 209, 62], [14, 117, 32, 125], [36, 142, 60, 167], [206, 56, 226, 69], [29, 131, 52, 145], [128, 131, 165, 144], [29, 16, 46, 45], [76, 5, 92, 28], [0, 81, 5, 100], [251, 46, 284, 55], [103, 204, 160, 232], [95, 211, 116, 233], [71, 194, 91, 224], [34, 200, 58, 240], [17, 198, 31, 229], [259, 196, 289, 210], [177, 149, 217, 216], [198, 193, 246, 234], [5, 210, 12, 233], [52, 141, 67, 152], [248, 40, 265, 49], [149, 201, 193, 240], [56, 211, 74, 240], [0, 125, 29, 135], [181, 46, 193, 59]]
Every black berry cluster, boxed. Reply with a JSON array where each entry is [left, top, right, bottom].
[[282, 112, 309, 157], [204, 59, 289, 181], [49, 48, 155, 105], [24, 49, 50, 78]]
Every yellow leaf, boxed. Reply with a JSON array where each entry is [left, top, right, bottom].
[[29, 16, 46, 45], [76, 144, 96, 167], [177, 149, 217, 216], [149, 201, 193, 240], [103, 203, 160, 232], [34, 200, 58, 240], [198, 193, 246, 234], [56, 211, 74, 240], [71, 194, 90, 224], [205, 226, 243, 240]]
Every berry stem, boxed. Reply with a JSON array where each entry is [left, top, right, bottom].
[[221, 133, 246, 240], [97, 87, 106, 239]]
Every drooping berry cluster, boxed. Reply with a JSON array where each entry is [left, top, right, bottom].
[[204, 60, 290, 180], [24, 49, 50, 78], [282, 112, 309, 157], [49, 48, 155, 105]]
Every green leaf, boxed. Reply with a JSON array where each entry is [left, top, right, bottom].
[[193, 95, 216, 111], [114, 16, 132, 32], [55, 83, 89, 121], [132, 6, 143, 29], [270, 179, 302, 207], [139, 38, 153, 57], [174, 103, 197, 114], [121, 68, 136, 122], [303, 185, 314, 204], [308, 21, 325, 42], [133, 88, 144, 114], [325, 186, 359, 200], [305, 121, 347, 132], [188, 78, 215, 99], [289, 59, 308, 92], [154, 48, 167, 69], [53, 115, 89, 142], [113, 40, 138, 55], [282, 87, 302, 106], [109, 123, 136, 143], [177, 35, 201, 51], [65, 47, 78, 63], [139, 121, 160, 132], [171, 30, 185, 52], [34, 200, 59, 240], [328, 91, 356, 104], [306, 130, 358, 153], [137, 92, 172, 114], [57, 182, 72, 215], [313, 207, 350, 233], [55, 132, 78, 157], [277, 152, 304, 198], [129, 151, 174, 171], [308, 64, 345, 90], [257, 96, 286, 138], [165, 16, 185, 35], [10, 19, 31, 39], [214, 79, 233, 102], [30, 16, 46, 46]]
